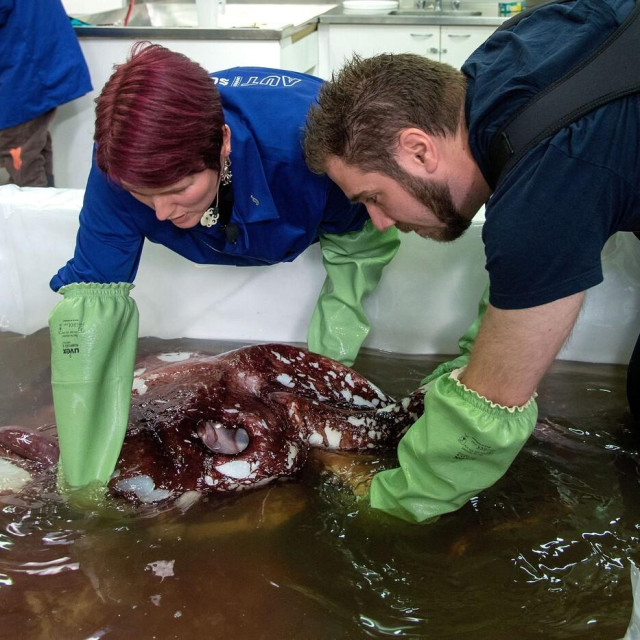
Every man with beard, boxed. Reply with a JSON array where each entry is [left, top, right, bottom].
[[303, 0, 640, 523]]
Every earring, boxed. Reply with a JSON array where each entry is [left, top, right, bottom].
[[200, 157, 231, 228], [220, 157, 232, 186]]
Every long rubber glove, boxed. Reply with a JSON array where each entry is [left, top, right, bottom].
[[49, 283, 139, 487], [369, 366, 538, 523], [422, 283, 490, 385], [307, 220, 400, 366]]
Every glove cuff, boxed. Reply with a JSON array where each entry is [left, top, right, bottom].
[[449, 366, 537, 414], [59, 282, 134, 297]]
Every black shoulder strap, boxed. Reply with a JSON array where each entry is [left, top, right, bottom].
[[486, 0, 640, 189]]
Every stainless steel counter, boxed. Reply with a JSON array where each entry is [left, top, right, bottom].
[[74, 23, 310, 40], [72, 3, 504, 41], [72, 2, 330, 41], [318, 6, 505, 26]]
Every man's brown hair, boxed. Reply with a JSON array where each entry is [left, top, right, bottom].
[[304, 53, 466, 176]]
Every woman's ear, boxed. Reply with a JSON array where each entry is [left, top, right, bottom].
[[397, 128, 438, 174], [222, 124, 232, 156]]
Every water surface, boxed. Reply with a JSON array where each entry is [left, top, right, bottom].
[[1, 330, 638, 639]]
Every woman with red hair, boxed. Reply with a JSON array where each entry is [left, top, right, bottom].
[[48, 43, 399, 489]]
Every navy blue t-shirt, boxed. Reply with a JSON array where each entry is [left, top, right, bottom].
[[463, 0, 640, 309]]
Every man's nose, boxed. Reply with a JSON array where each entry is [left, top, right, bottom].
[[367, 207, 396, 232]]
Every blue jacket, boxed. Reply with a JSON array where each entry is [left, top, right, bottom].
[[0, 0, 92, 129], [51, 67, 369, 290]]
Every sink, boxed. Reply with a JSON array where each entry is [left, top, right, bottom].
[[389, 9, 482, 15]]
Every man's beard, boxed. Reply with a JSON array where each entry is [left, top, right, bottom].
[[396, 169, 471, 242]]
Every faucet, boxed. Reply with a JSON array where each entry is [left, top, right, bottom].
[[433, 0, 442, 10], [451, 0, 461, 9], [415, 0, 427, 8]]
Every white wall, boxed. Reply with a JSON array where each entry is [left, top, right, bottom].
[[62, 0, 126, 15], [1, 185, 639, 364]]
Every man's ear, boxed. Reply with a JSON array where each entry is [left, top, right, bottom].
[[397, 128, 438, 174]]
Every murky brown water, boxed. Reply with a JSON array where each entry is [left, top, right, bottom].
[[1, 329, 638, 639]]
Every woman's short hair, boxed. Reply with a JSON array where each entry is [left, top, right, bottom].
[[95, 42, 225, 187], [304, 53, 466, 177]]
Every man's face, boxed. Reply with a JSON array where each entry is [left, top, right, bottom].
[[325, 156, 471, 242]]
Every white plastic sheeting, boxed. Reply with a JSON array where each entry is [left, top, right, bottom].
[[623, 561, 640, 640], [1, 184, 638, 363]]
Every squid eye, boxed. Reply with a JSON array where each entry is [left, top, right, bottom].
[[197, 421, 249, 455]]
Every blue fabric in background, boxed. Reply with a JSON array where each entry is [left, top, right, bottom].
[[0, 0, 92, 129]]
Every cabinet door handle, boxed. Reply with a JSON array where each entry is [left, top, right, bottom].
[[446, 34, 472, 39], [429, 47, 439, 54], [409, 33, 434, 38]]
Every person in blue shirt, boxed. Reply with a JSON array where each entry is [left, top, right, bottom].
[[303, 0, 640, 522], [0, 0, 92, 186], [49, 42, 399, 488]]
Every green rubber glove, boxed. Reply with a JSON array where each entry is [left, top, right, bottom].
[[49, 283, 139, 488], [307, 220, 400, 366], [369, 366, 538, 523], [421, 283, 490, 385]]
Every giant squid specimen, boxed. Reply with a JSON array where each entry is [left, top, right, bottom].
[[0, 344, 425, 503]]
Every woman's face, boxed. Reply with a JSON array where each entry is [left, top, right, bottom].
[[124, 168, 219, 229]]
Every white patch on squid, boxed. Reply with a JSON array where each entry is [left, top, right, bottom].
[[204, 475, 214, 486], [347, 416, 369, 427], [158, 352, 193, 362], [368, 429, 380, 440], [224, 408, 239, 414], [114, 475, 174, 503], [341, 389, 353, 403], [244, 375, 261, 394], [377, 403, 397, 414], [276, 373, 296, 388], [271, 350, 291, 364], [310, 362, 320, 369], [324, 426, 342, 448], [132, 376, 148, 395], [328, 370, 337, 379], [286, 444, 299, 469], [345, 373, 355, 388], [308, 432, 324, 446], [0, 458, 32, 492], [215, 460, 256, 479], [175, 491, 201, 512], [305, 380, 328, 401], [352, 395, 376, 408]]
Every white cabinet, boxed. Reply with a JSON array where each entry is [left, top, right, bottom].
[[440, 25, 495, 69], [319, 23, 495, 78], [323, 24, 439, 76]]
